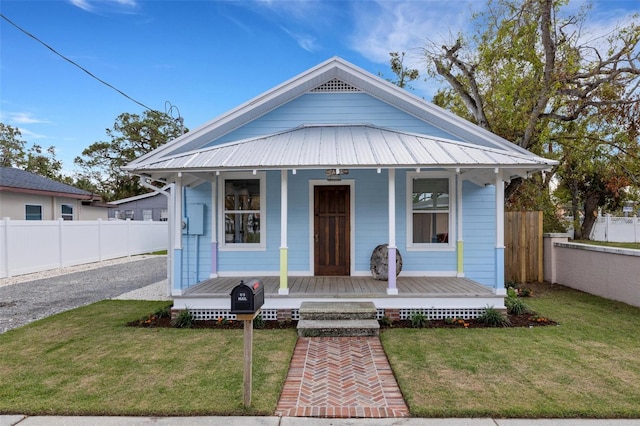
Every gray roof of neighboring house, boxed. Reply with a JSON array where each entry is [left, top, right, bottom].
[[0, 167, 93, 198]]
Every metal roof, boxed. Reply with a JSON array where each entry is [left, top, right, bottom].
[[128, 57, 539, 169], [127, 124, 554, 173]]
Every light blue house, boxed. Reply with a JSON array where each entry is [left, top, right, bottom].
[[124, 57, 555, 321]]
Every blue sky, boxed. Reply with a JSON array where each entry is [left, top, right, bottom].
[[1, 0, 638, 174]]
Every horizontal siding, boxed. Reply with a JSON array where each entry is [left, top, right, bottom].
[[462, 181, 497, 286], [181, 171, 499, 287], [208, 93, 461, 146], [181, 183, 213, 286]]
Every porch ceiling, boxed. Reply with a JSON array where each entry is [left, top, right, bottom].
[[125, 124, 556, 185]]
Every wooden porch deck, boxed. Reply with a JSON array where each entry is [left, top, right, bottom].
[[182, 276, 495, 298]]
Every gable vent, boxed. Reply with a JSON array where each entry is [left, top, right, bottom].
[[310, 78, 361, 93]]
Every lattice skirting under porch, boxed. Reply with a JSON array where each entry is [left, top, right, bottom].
[[172, 307, 487, 321]]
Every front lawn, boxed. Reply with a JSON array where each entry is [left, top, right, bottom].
[[0, 300, 297, 416], [1, 285, 639, 418], [382, 284, 640, 418]]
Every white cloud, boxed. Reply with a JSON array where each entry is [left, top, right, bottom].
[[16, 127, 48, 140], [8, 112, 50, 125], [281, 26, 319, 52], [68, 0, 139, 14], [349, 1, 473, 64], [69, 0, 95, 12]]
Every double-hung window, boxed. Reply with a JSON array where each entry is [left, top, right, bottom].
[[61, 204, 73, 220], [25, 204, 42, 220], [220, 172, 265, 249], [407, 173, 453, 248]]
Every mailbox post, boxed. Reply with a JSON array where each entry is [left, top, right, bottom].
[[230, 279, 264, 408]]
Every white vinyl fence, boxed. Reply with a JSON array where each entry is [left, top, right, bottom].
[[590, 216, 640, 243], [0, 218, 168, 278]]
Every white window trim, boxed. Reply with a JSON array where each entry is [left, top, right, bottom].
[[218, 171, 266, 251], [406, 171, 456, 251]]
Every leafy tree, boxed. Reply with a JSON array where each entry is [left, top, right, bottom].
[[381, 51, 420, 90], [0, 122, 71, 183], [74, 110, 186, 201], [420, 0, 640, 235], [0, 123, 27, 168]]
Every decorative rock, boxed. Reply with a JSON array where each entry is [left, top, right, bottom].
[[370, 244, 403, 280]]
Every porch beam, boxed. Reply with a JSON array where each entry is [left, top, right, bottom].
[[279, 170, 289, 295], [387, 168, 398, 295]]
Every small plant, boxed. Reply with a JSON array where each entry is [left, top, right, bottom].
[[505, 296, 531, 315], [171, 308, 195, 328], [444, 317, 455, 325], [216, 316, 229, 326], [153, 305, 171, 319], [506, 281, 520, 290], [253, 314, 265, 329], [519, 288, 532, 297], [477, 306, 511, 327], [379, 315, 394, 327], [409, 311, 429, 328]]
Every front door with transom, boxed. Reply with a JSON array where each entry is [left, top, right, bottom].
[[314, 185, 350, 276]]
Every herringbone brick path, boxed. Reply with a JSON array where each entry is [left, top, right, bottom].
[[275, 336, 409, 418]]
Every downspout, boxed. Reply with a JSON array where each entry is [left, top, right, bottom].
[[138, 176, 174, 298]]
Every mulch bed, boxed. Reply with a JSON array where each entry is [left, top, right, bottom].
[[128, 281, 558, 330]]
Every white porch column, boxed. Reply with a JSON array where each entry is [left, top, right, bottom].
[[387, 168, 398, 295], [456, 171, 464, 276], [279, 169, 289, 295], [210, 175, 218, 278], [495, 169, 506, 295], [172, 173, 184, 295]]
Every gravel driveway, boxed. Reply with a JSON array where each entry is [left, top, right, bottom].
[[0, 256, 168, 334]]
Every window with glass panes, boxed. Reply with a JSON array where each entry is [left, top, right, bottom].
[[25, 205, 42, 220], [61, 204, 73, 220], [410, 177, 450, 244], [223, 178, 261, 244]]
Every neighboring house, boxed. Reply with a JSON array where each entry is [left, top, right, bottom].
[[124, 57, 557, 320], [0, 167, 109, 220], [108, 191, 169, 221]]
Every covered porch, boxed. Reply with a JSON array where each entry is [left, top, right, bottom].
[[172, 275, 505, 321]]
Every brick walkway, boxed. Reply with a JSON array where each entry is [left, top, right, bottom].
[[274, 336, 409, 418]]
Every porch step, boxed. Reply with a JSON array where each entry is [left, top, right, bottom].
[[297, 319, 380, 337], [297, 301, 379, 337], [298, 301, 377, 320]]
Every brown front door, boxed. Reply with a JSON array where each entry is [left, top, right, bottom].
[[314, 185, 350, 276]]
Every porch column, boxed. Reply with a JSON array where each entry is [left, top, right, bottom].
[[210, 175, 218, 278], [172, 173, 184, 295], [495, 169, 506, 295], [279, 170, 289, 295], [387, 168, 398, 295], [456, 171, 464, 276]]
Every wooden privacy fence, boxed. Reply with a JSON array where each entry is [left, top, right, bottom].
[[504, 211, 543, 283]]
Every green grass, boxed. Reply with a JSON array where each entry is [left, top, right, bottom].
[[0, 300, 297, 416], [382, 284, 640, 418], [573, 240, 640, 250], [2, 287, 640, 418]]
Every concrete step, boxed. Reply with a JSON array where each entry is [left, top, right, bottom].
[[299, 301, 377, 321], [297, 319, 380, 337]]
